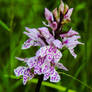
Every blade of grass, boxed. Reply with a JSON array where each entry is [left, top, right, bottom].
[[59, 72, 92, 90], [0, 20, 10, 31]]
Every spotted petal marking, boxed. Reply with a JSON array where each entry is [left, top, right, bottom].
[[50, 69, 60, 82], [22, 39, 34, 49], [14, 66, 26, 77], [36, 46, 62, 63]]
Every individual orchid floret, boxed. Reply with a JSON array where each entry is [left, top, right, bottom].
[[22, 27, 46, 49], [27, 56, 38, 69], [62, 36, 83, 58], [14, 66, 34, 85], [36, 46, 62, 63], [60, 28, 84, 58], [38, 27, 53, 39], [42, 59, 68, 82], [24, 27, 40, 40]]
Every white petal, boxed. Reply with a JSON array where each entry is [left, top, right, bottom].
[[15, 57, 24, 61], [42, 21, 50, 27], [38, 27, 52, 39], [53, 49, 62, 63], [24, 27, 40, 40], [27, 57, 37, 68], [23, 75, 28, 85], [22, 39, 34, 49], [43, 72, 50, 80], [36, 46, 50, 57], [56, 63, 68, 71], [50, 70, 60, 82], [14, 66, 26, 77], [69, 48, 77, 58], [52, 39, 62, 49]]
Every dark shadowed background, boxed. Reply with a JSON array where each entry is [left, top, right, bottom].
[[0, 0, 92, 92]]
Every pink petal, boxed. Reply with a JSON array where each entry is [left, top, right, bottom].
[[64, 8, 73, 20], [22, 38, 46, 49], [45, 8, 54, 22], [49, 22, 57, 31], [38, 27, 55, 45], [68, 28, 79, 36], [25, 27, 40, 35], [63, 36, 83, 49]]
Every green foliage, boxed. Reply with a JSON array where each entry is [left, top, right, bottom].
[[0, 0, 92, 92]]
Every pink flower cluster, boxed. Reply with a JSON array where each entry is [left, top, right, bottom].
[[14, 0, 83, 85]]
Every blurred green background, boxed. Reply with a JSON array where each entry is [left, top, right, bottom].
[[0, 0, 92, 92]]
